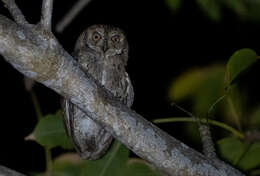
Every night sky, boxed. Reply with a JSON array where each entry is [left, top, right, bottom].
[[0, 0, 260, 174]]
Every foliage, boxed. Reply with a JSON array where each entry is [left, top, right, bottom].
[[26, 102, 162, 176], [218, 138, 260, 171], [46, 140, 160, 176], [165, 48, 260, 175], [165, 0, 260, 22], [225, 48, 258, 86], [28, 110, 74, 149]]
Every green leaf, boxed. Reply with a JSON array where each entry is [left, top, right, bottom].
[[217, 137, 246, 165], [122, 158, 162, 176], [193, 66, 225, 117], [81, 140, 129, 176], [165, 0, 182, 12], [226, 48, 258, 86], [238, 142, 260, 171], [168, 68, 207, 101], [33, 111, 73, 149], [196, 0, 222, 21], [52, 162, 82, 176]]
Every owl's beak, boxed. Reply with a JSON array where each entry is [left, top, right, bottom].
[[102, 42, 108, 52]]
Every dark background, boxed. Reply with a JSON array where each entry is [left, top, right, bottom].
[[0, 0, 260, 174]]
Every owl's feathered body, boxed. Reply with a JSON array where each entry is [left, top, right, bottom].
[[61, 25, 134, 159]]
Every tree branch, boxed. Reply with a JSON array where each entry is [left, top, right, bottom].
[[2, 0, 29, 26], [55, 0, 91, 32], [0, 2, 244, 175], [41, 0, 53, 30]]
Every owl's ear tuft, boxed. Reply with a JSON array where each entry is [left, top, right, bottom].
[[74, 30, 88, 51]]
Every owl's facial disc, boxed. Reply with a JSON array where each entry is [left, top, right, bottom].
[[85, 27, 106, 55], [105, 32, 125, 57]]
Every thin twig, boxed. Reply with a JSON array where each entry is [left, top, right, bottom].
[[41, 0, 53, 30], [55, 0, 91, 32], [199, 124, 217, 159], [24, 77, 35, 92], [31, 90, 43, 121], [45, 148, 53, 176], [2, 0, 29, 26], [207, 94, 227, 119], [153, 117, 244, 139], [171, 102, 217, 159]]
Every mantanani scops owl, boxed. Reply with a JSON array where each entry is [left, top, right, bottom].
[[61, 25, 134, 160]]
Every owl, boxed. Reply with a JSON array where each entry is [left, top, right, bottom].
[[61, 25, 134, 160]]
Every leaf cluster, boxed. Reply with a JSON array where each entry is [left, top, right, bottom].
[[27, 111, 162, 176], [167, 48, 260, 175]]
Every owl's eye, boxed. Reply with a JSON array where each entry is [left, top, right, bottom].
[[92, 32, 101, 42], [111, 35, 120, 43]]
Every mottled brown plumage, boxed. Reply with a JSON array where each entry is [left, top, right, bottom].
[[61, 25, 134, 159]]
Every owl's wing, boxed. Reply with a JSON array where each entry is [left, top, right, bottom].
[[125, 72, 134, 107], [61, 97, 114, 160], [60, 98, 74, 138], [61, 98, 85, 154]]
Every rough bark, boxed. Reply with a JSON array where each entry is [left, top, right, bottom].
[[0, 4, 244, 176]]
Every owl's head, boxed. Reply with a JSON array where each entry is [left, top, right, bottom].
[[75, 25, 128, 61]]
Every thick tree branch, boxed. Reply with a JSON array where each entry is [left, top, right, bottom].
[[41, 0, 53, 30], [2, 0, 29, 26], [0, 14, 244, 176], [0, 0, 245, 174]]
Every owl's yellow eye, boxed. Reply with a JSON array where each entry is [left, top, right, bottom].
[[111, 35, 120, 43], [92, 32, 101, 41]]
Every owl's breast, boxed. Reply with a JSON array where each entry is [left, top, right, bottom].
[[101, 63, 127, 100]]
